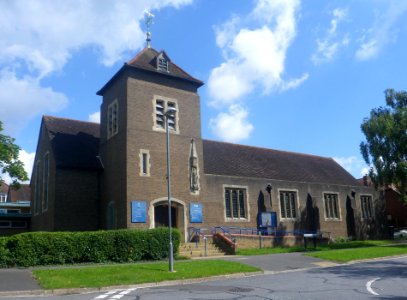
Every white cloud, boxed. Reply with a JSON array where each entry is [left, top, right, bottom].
[[88, 111, 101, 124], [19, 150, 36, 182], [330, 8, 347, 35], [281, 73, 309, 91], [209, 104, 254, 143], [312, 8, 348, 64], [208, 0, 306, 106], [0, 0, 193, 134], [1, 149, 35, 184], [0, 0, 193, 74], [0, 71, 68, 135], [333, 156, 369, 178], [355, 2, 407, 61]]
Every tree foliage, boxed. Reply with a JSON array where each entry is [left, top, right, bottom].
[[360, 89, 407, 202], [0, 121, 28, 187]]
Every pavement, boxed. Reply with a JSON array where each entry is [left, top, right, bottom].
[[222, 252, 335, 273], [0, 268, 41, 292], [0, 252, 331, 296]]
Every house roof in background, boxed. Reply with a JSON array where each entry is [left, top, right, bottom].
[[203, 139, 360, 186], [43, 116, 101, 170], [7, 184, 30, 202], [0, 183, 8, 194]]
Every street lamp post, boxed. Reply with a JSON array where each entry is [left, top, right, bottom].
[[165, 106, 177, 272]]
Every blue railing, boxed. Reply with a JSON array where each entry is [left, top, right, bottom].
[[190, 226, 323, 240], [188, 227, 213, 248]]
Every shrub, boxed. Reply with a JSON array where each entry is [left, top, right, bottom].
[[146, 227, 181, 260], [2, 228, 181, 267], [0, 237, 11, 268], [6, 232, 77, 267]]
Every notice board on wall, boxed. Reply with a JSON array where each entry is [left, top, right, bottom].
[[190, 202, 203, 223], [131, 201, 146, 223]]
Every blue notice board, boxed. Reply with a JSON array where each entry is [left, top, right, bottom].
[[131, 201, 146, 223], [190, 203, 203, 223], [259, 211, 277, 227]]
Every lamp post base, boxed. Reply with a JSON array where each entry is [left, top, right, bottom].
[[169, 240, 174, 272]]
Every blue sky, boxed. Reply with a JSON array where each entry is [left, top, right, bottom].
[[1, 0, 406, 181]]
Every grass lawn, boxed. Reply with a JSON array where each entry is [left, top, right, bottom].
[[236, 240, 392, 256], [236, 246, 304, 255], [32, 260, 260, 290], [305, 244, 407, 262]]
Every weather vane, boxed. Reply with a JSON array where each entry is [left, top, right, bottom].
[[144, 10, 155, 48]]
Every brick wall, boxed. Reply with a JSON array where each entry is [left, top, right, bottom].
[[99, 76, 128, 229], [124, 73, 204, 241], [31, 121, 56, 231], [54, 168, 99, 231], [202, 174, 382, 239], [385, 188, 407, 227]]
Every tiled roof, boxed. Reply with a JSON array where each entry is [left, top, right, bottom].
[[126, 47, 203, 86], [97, 47, 203, 95], [7, 184, 30, 202], [43, 116, 101, 170], [203, 140, 360, 186], [0, 183, 8, 194]]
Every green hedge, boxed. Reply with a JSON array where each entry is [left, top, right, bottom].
[[2, 228, 180, 267], [0, 237, 11, 267]]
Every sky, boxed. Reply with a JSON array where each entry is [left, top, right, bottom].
[[1, 0, 406, 182]]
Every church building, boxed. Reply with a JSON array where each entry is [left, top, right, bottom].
[[30, 44, 384, 241]]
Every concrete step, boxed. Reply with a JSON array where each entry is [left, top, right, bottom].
[[178, 250, 225, 258], [180, 244, 219, 251], [179, 241, 225, 258]]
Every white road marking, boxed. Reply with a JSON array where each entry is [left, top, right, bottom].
[[94, 289, 137, 300], [119, 288, 137, 294], [366, 277, 381, 296], [95, 290, 119, 299]]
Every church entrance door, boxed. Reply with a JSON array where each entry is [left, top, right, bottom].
[[154, 204, 177, 228]]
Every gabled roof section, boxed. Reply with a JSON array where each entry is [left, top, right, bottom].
[[127, 47, 202, 83], [203, 140, 360, 186], [43, 116, 101, 170], [7, 184, 30, 202], [97, 47, 203, 95], [0, 182, 8, 194]]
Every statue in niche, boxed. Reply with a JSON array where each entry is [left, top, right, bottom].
[[189, 139, 199, 192]]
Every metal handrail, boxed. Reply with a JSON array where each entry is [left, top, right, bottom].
[[189, 226, 330, 243]]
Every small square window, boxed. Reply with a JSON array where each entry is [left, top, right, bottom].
[[107, 99, 119, 139], [139, 149, 150, 177], [361, 195, 374, 219], [324, 193, 340, 219], [224, 187, 247, 219], [157, 53, 169, 72], [0, 221, 10, 228], [154, 98, 178, 132], [280, 191, 298, 219], [155, 100, 165, 129], [0, 194, 6, 203], [43, 153, 49, 212]]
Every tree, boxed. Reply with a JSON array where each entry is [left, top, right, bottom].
[[360, 89, 407, 203], [0, 121, 28, 187]]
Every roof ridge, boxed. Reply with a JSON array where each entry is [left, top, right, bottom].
[[170, 59, 203, 84], [127, 47, 157, 65], [43, 115, 100, 126], [202, 139, 332, 160]]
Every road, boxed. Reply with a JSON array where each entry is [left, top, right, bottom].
[[2, 256, 406, 300]]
